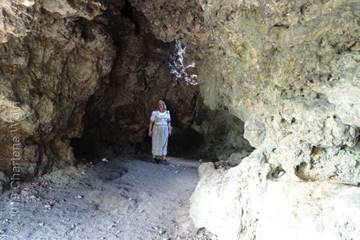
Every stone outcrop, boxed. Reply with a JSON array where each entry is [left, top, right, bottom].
[[188, 0, 360, 239], [191, 152, 360, 240], [0, 0, 116, 177]]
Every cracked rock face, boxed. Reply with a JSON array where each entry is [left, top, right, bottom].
[[187, 0, 360, 239], [128, 0, 208, 43], [0, 0, 116, 176]]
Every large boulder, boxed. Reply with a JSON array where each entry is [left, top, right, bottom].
[[189, 0, 360, 239], [191, 148, 360, 240]]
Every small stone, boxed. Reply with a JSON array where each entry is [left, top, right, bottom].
[[108, 223, 116, 229], [76, 195, 83, 199], [20, 189, 29, 195], [44, 203, 52, 209], [158, 229, 166, 235], [101, 158, 109, 162]]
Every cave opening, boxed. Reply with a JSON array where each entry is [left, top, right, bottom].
[[70, 1, 252, 164]]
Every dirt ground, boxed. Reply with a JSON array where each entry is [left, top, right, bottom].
[[0, 157, 217, 240]]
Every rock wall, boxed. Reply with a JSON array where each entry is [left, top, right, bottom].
[[0, 0, 116, 178], [0, 0, 250, 183], [188, 0, 360, 239]]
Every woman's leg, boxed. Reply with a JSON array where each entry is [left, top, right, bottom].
[[152, 125, 161, 163], [161, 126, 169, 160], [153, 125, 169, 164]]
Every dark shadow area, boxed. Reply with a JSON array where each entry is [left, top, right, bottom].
[[168, 128, 204, 158]]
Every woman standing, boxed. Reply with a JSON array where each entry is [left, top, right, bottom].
[[148, 100, 172, 163]]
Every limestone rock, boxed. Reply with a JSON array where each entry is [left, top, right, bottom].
[[190, 150, 269, 240], [257, 181, 360, 240], [0, 0, 34, 43], [191, 150, 360, 240], [189, 0, 360, 239], [128, 0, 208, 43], [0, 0, 116, 176], [41, 0, 106, 20]]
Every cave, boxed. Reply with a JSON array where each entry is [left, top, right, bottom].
[[0, 0, 359, 239], [68, 1, 252, 163]]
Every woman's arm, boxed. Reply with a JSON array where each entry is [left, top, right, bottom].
[[167, 111, 172, 135], [168, 121, 172, 135], [148, 121, 154, 137], [149, 111, 155, 137]]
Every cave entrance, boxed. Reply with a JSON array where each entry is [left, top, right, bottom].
[[70, 1, 252, 165]]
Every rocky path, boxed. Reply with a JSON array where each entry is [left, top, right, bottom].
[[0, 157, 216, 240]]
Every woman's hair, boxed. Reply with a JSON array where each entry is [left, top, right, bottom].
[[157, 99, 167, 111]]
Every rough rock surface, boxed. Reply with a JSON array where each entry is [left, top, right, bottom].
[[191, 152, 360, 240], [190, 150, 269, 240], [188, 0, 360, 239], [0, 0, 115, 176], [128, 0, 208, 43]]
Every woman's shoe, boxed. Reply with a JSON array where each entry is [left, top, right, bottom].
[[154, 157, 160, 164], [160, 156, 169, 165]]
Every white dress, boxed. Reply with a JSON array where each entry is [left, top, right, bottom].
[[150, 110, 171, 156]]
